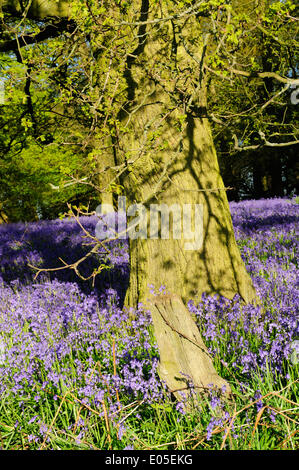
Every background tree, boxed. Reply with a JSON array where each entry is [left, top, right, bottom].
[[206, 0, 299, 199], [0, 0, 298, 398], [0, 24, 99, 222]]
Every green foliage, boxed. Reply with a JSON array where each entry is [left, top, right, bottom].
[[4, 142, 92, 220], [0, 0, 298, 206], [0, 38, 98, 221]]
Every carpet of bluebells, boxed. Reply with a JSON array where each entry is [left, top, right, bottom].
[[0, 198, 298, 450]]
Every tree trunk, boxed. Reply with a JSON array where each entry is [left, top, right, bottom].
[[122, 110, 256, 306], [117, 105, 256, 396], [149, 295, 231, 398], [113, 5, 257, 397], [0, 204, 8, 224]]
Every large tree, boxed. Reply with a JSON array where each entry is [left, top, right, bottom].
[[0, 0, 298, 398]]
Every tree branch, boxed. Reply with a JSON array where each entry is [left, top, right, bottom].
[[205, 64, 299, 86], [0, 19, 76, 52], [233, 132, 299, 152], [226, 66, 299, 86], [258, 131, 299, 148]]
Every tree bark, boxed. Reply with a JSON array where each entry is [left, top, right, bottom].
[[121, 108, 256, 306]]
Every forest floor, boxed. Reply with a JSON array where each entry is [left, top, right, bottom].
[[0, 197, 298, 450]]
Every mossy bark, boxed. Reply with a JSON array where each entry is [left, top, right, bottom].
[[93, 138, 116, 208], [122, 109, 256, 306]]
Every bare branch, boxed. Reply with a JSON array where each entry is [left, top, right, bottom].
[[233, 131, 299, 152], [258, 131, 299, 148], [205, 65, 299, 86]]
